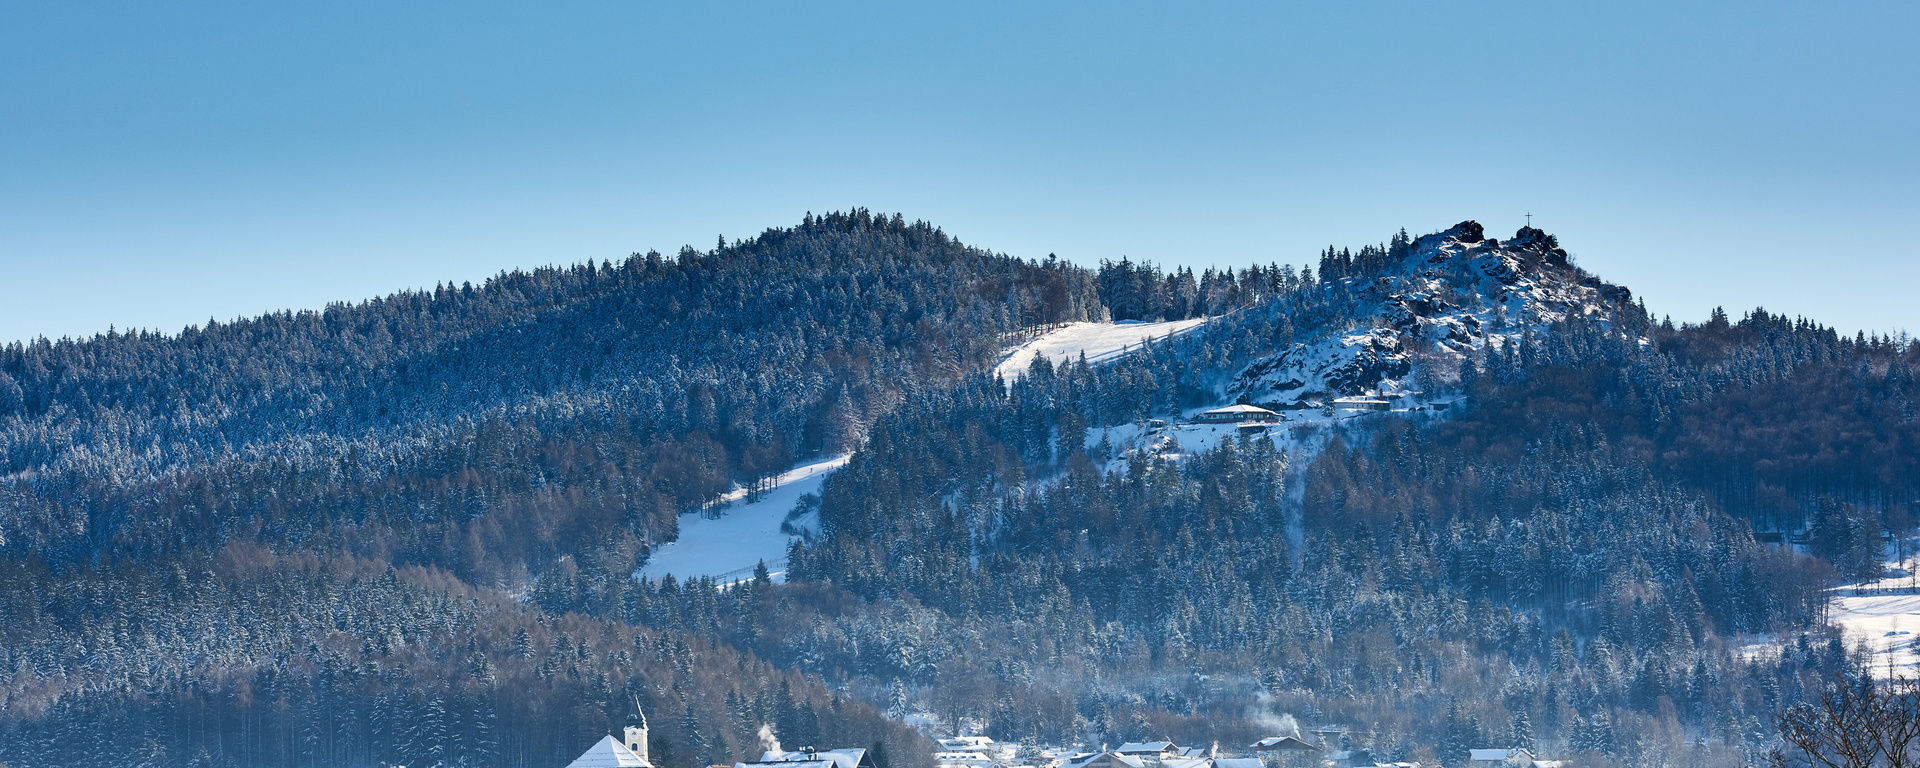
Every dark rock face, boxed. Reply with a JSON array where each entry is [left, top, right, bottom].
[[1510, 226, 1570, 267], [1510, 226, 1551, 247], [1322, 334, 1412, 395], [1410, 220, 1486, 254]]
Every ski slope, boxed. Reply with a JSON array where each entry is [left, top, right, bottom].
[[996, 318, 1210, 382], [637, 454, 849, 586]]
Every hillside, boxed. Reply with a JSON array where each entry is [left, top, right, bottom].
[[2, 215, 1917, 768]]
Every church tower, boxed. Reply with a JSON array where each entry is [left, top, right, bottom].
[[624, 698, 650, 765]]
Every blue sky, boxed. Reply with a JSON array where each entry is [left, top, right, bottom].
[[3, 1, 1914, 342]]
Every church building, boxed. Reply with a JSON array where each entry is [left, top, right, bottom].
[[564, 702, 654, 768]]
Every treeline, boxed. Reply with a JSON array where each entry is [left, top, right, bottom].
[[1095, 258, 1310, 322], [1455, 308, 1920, 580]]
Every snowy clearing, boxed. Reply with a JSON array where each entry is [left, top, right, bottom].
[[637, 454, 849, 586], [1827, 539, 1920, 676], [1831, 593, 1920, 676], [995, 318, 1209, 381]]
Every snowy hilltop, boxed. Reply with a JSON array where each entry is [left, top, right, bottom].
[[1229, 221, 1637, 407]]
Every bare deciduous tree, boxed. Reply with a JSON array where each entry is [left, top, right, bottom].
[[1774, 675, 1920, 768]]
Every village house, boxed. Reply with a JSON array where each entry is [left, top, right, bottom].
[[1059, 751, 1146, 768], [1466, 748, 1533, 767], [741, 747, 877, 768], [934, 752, 999, 768], [1114, 742, 1182, 758], [1250, 736, 1321, 755], [940, 737, 998, 754]]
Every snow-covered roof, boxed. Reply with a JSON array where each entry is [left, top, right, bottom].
[[567, 736, 652, 768], [1061, 752, 1145, 768], [942, 737, 995, 748], [761, 749, 867, 768], [1330, 396, 1391, 404], [1469, 748, 1530, 761], [1115, 742, 1176, 754], [1202, 404, 1276, 415], [1212, 759, 1263, 768], [1252, 736, 1320, 751]]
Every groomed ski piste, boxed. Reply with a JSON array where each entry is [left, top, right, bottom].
[[637, 454, 848, 586], [995, 318, 1210, 382]]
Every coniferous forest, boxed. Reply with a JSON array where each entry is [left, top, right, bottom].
[[3, 213, 1917, 768]]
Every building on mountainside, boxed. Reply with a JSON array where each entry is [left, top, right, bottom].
[[1329, 396, 1391, 412], [564, 702, 653, 768], [1466, 748, 1533, 767], [1194, 404, 1281, 424], [1250, 736, 1322, 754]]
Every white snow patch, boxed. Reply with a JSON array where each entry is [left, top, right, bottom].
[[1831, 593, 1920, 676], [996, 318, 1209, 382], [638, 454, 849, 586], [1829, 537, 1920, 676]]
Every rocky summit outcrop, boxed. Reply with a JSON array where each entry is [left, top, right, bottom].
[[1229, 221, 1634, 407]]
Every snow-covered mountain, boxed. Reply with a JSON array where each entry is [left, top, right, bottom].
[[1229, 221, 1636, 407]]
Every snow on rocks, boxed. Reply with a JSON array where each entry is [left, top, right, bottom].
[[996, 318, 1210, 382], [1232, 329, 1410, 405], [1230, 222, 1631, 408], [637, 454, 849, 586]]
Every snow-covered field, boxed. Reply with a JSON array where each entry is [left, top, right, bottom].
[[995, 318, 1209, 381], [1829, 543, 1920, 676], [1830, 593, 1920, 676], [637, 454, 849, 585]]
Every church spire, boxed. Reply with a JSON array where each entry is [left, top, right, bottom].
[[624, 696, 651, 765]]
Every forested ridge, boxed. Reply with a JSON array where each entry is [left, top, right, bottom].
[[0, 210, 1104, 583], [1, 214, 1914, 768]]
